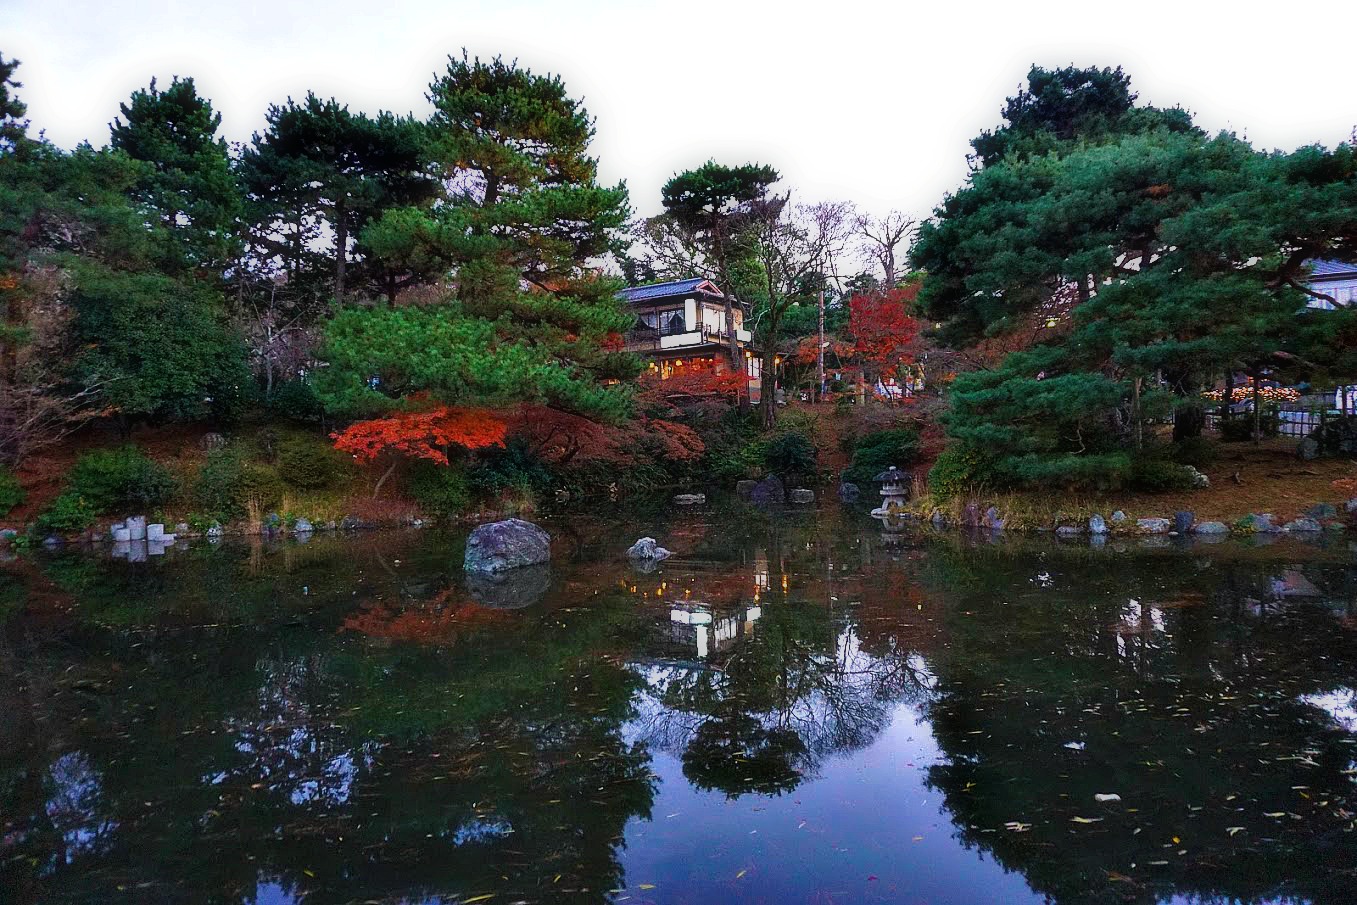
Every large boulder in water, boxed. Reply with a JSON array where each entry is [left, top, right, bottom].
[[749, 475, 786, 505], [464, 518, 551, 574]]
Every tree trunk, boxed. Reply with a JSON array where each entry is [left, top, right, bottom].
[[762, 346, 778, 429], [1252, 370, 1262, 445], [372, 459, 397, 498], [816, 289, 825, 403], [1132, 377, 1143, 449], [334, 200, 347, 301]]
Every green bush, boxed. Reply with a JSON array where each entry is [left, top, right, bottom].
[[928, 444, 998, 497], [0, 467, 24, 516], [842, 428, 920, 487], [67, 446, 176, 512], [278, 435, 347, 489], [409, 461, 470, 520], [267, 378, 325, 423], [194, 450, 284, 518], [1170, 436, 1218, 468], [35, 492, 97, 535], [1219, 411, 1279, 442], [467, 438, 552, 496], [762, 431, 817, 481], [1125, 458, 1197, 493]]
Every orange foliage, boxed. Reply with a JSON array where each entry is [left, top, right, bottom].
[[506, 404, 704, 468], [341, 598, 513, 645], [332, 406, 506, 466], [1332, 478, 1357, 498], [638, 357, 747, 403], [848, 286, 920, 378]]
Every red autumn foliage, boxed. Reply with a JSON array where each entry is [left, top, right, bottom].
[[506, 404, 703, 468], [637, 357, 747, 404], [848, 286, 921, 378], [332, 406, 507, 466]]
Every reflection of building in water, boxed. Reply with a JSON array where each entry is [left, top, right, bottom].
[[667, 603, 762, 659]]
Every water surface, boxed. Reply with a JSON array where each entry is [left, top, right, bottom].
[[2, 505, 1355, 903]]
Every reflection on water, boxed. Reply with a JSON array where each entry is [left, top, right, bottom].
[[1, 506, 1355, 904]]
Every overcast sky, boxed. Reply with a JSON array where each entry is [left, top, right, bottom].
[[4, 0, 1354, 222]]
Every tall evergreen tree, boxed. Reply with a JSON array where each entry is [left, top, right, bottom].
[[319, 53, 636, 422], [110, 76, 241, 273], [240, 94, 435, 301]]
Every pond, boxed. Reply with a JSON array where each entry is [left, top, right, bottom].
[[1, 504, 1355, 904]]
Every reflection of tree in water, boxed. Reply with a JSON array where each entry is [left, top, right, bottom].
[[916, 544, 1357, 904], [628, 508, 940, 798], [0, 538, 658, 904]]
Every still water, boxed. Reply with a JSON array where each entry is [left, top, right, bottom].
[[1, 505, 1355, 904]]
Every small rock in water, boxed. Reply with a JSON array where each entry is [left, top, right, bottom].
[[293, 517, 314, 534], [1088, 514, 1108, 535], [930, 511, 948, 530], [1305, 502, 1338, 520], [1056, 525, 1084, 537], [626, 537, 672, 561], [789, 488, 815, 504], [1110, 510, 1127, 524], [673, 493, 706, 505], [984, 507, 1006, 531], [1136, 517, 1170, 534], [1172, 511, 1195, 534], [1193, 521, 1229, 535], [1283, 517, 1322, 533], [1094, 793, 1122, 803]]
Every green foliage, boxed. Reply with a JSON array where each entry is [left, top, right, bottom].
[[842, 428, 921, 487], [407, 461, 470, 520], [928, 444, 999, 497], [277, 435, 347, 490], [266, 379, 325, 423], [466, 438, 552, 497], [1170, 437, 1218, 468], [35, 492, 97, 535], [761, 431, 817, 481], [193, 449, 283, 518], [1124, 457, 1197, 493], [67, 446, 176, 512], [314, 303, 633, 421], [0, 467, 23, 515], [1220, 412, 1279, 442]]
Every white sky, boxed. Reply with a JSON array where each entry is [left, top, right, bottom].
[[3, 0, 1354, 223]]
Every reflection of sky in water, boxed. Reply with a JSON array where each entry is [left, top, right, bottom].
[[44, 751, 117, 864], [1300, 687, 1357, 731]]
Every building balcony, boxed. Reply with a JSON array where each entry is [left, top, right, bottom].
[[623, 324, 752, 354]]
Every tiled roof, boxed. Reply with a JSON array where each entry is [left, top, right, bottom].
[[1308, 259, 1357, 279], [618, 278, 715, 303]]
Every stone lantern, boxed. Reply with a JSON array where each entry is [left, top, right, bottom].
[[871, 467, 911, 517]]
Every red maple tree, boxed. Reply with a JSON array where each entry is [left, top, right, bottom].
[[848, 285, 921, 380], [332, 406, 507, 496]]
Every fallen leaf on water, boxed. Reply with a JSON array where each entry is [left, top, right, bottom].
[[303, 870, 315, 878], [638, 884, 656, 890], [912, 835, 924, 841], [736, 870, 747, 879], [1071, 816, 1103, 824], [1264, 812, 1286, 817], [1227, 827, 1245, 836], [1094, 793, 1121, 803], [463, 897, 495, 904]]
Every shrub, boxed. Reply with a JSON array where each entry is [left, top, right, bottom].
[[466, 438, 551, 496], [842, 428, 920, 487], [67, 446, 176, 512], [1219, 411, 1279, 442], [1125, 458, 1197, 493], [194, 450, 284, 519], [408, 461, 470, 520], [35, 492, 97, 534], [928, 444, 998, 497], [0, 467, 24, 516], [278, 435, 347, 489], [762, 431, 818, 481], [267, 378, 325, 423], [1170, 436, 1218, 468]]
